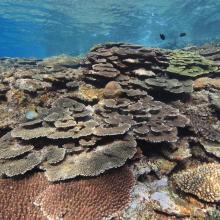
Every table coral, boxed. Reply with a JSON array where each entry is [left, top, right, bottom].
[[42, 135, 136, 181], [167, 50, 217, 77]]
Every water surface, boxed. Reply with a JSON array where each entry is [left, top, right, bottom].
[[0, 0, 220, 57]]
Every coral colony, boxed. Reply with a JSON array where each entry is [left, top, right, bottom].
[[1, 43, 220, 219]]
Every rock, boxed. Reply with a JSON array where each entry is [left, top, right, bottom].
[[103, 81, 123, 98]]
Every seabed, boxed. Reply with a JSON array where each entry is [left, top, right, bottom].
[[0, 42, 220, 220]]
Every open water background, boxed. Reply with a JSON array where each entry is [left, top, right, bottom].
[[0, 0, 220, 58]]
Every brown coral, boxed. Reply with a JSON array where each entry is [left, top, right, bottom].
[[145, 77, 193, 94], [0, 132, 34, 159], [0, 42, 203, 184], [185, 104, 220, 142], [173, 163, 220, 202], [35, 166, 134, 220], [11, 127, 56, 140], [0, 172, 49, 220]]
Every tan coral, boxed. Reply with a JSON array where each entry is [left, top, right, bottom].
[[11, 127, 56, 140], [173, 163, 220, 202], [79, 84, 103, 101], [0, 151, 45, 177], [43, 146, 66, 165], [0, 133, 34, 159], [193, 77, 220, 89], [35, 166, 134, 220], [93, 123, 131, 136]]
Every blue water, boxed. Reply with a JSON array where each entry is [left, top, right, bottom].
[[0, 0, 220, 58]]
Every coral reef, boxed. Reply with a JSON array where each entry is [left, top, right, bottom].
[[0, 42, 220, 219]]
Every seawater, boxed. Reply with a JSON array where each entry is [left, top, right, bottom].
[[0, 0, 220, 58]]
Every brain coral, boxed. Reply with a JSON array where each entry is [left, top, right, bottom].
[[173, 163, 220, 202], [35, 166, 134, 220]]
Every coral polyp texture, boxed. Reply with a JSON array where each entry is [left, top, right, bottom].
[[35, 166, 134, 220], [1, 42, 220, 219], [173, 163, 220, 202], [0, 166, 134, 220], [0, 172, 49, 220]]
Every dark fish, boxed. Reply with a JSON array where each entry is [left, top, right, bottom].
[[180, 32, 186, 37], [160, 34, 166, 40]]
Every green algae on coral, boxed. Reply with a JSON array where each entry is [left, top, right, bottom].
[[167, 50, 218, 77]]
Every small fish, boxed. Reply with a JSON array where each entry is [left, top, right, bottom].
[[180, 32, 186, 37], [160, 33, 166, 40]]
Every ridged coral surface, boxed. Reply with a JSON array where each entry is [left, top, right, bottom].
[[35, 166, 134, 220], [0, 172, 49, 220]]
